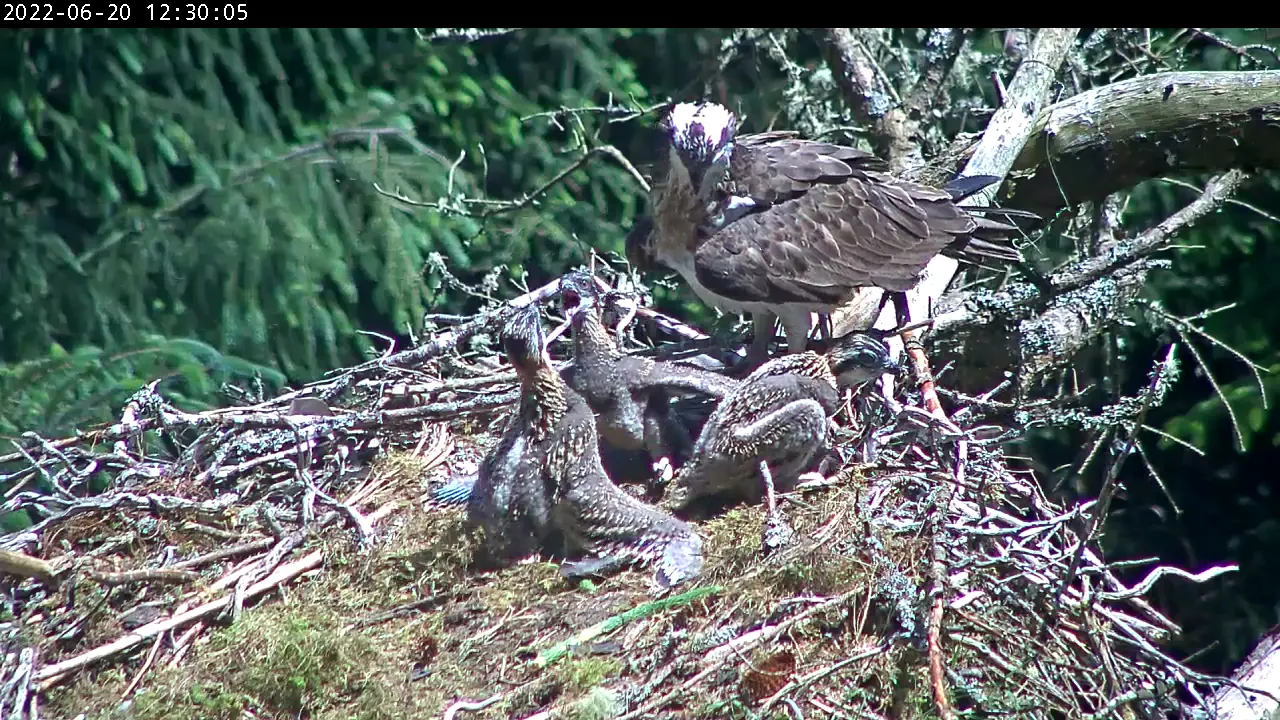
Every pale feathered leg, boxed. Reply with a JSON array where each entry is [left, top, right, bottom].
[[778, 307, 814, 355], [745, 311, 778, 369]]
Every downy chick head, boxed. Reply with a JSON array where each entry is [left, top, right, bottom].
[[828, 332, 901, 388], [600, 288, 644, 350], [599, 289, 641, 329], [661, 101, 738, 202], [558, 269, 602, 323], [501, 302, 549, 376]]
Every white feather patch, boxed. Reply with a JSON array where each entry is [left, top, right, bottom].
[[693, 102, 735, 141], [668, 102, 701, 133], [668, 102, 735, 143]]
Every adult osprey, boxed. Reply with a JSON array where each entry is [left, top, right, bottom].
[[626, 101, 1027, 365]]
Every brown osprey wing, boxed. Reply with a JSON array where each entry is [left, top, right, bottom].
[[727, 134, 888, 206], [694, 172, 978, 304]]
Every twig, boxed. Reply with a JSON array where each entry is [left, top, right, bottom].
[[354, 593, 454, 628], [120, 635, 164, 699], [358, 278, 564, 375], [1097, 564, 1238, 601], [442, 692, 504, 720], [167, 537, 275, 571], [372, 143, 645, 216], [85, 568, 202, 586], [1046, 170, 1249, 295], [1041, 345, 1178, 637], [34, 550, 324, 685]]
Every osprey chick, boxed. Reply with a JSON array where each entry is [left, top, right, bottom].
[[465, 302, 704, 588], [663, 330, 900, 546], [627, 101, 1027, 366], [558, 270, 741, 480]]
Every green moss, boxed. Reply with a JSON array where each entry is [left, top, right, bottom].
[[552, 656, 623, 694], [124, 605, 399, 720], [556, 686, 621, 720]]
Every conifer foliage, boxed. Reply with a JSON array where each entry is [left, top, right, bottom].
[[1, 28, 654, 434]]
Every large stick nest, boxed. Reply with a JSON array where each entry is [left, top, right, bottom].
[[0, 273, 1230, 719]]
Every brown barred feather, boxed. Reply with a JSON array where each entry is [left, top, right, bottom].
[[694, 134, 1024, 306]]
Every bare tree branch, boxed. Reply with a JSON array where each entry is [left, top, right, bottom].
[[820, 28, 966, 174], [1016, 170, 1246, 388], [931, 170, 1249, 394], [833, 29, 1080, 340], [416, 28, 520, 44], [1009, 69, 1280, 215], [1046, 170, 1251, 296]]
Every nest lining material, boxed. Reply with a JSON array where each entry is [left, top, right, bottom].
[[0, 276, 1235, 719]]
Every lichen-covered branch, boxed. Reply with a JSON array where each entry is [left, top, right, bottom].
[[1017, 170, 1246, 390], [819, 28, 966, 174], [931, 170, 1248, 396], [1005, 70, 1280, 216], [1047, 169, 1250, 295]]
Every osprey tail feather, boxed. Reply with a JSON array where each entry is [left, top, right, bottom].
[[941, 174, 1037, 264]]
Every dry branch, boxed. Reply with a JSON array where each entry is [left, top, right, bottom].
[[34, 550, 322, 684], [1211, 624, 1280, 720], [1015, 170, 1248, 387], [1007, 70, 1280, 216]]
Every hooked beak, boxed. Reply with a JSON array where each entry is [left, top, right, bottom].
[[683, 159, 708, 196]]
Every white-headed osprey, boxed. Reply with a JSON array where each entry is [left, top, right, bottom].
[[626, 101, 1027, 365]]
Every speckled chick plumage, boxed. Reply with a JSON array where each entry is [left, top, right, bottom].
[[466, 302, 703, 587], [558, 270, 740, 464], [663, 331, 899, 512]]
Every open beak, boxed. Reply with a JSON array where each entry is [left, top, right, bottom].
[[561, 288, 598, 324]]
